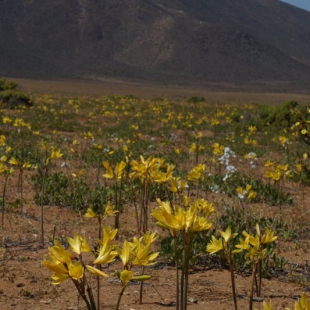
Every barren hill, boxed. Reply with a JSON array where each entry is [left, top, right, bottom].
[[1, 0, 310, 90]]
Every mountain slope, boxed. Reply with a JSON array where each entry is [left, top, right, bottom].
[[1, 0, 310, 89]]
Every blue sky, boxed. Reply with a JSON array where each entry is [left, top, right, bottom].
[[281, 0, 310, 11]]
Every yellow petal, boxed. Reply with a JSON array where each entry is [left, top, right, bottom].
[[206, 236, 223, 254], [67, 234, 82, 255], [42, 260, 68, 274], [86, 265, 109, 277], [68, 261, 84, 280], [119, 270, 133, 286], [51, 272, 70, 285], [84, 208, 97, 218]]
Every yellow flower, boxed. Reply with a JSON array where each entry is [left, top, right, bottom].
[[187, 169, 201, 181], [50, 273, 70, 285], [84, 208, 97, 218], [119, 270, 133, 286], [261, 300, 273, 310], [132, 243, 159, 266], [207, 236, 223, 254], [219, 226, 238, 244], [67, 234, 92, 255], [193, 199, 215, 217], [141, 231, 158, 245], [212, 143, 224, 156], [277, 164, 288, 171], [233, 236, 250, 253], [2, 116, 12, 124], [189, 212, 212, 232], [43, 242, 81, 285], [248, 126, 257, 134], [189, 143, 197, 153], [50, 148, 63, 159], [22, 162, 32, 169], [104, 202, 118, 217], [0, 163, 6, 174], [264, 160, 274, 167], [68, 261, 84, 280], [261, 229, 277, 244], [93, 241, 117, 265], [83, 131, 94, 140], [103, 161, 126, 180], [236, 186, 244, 198], [115, 161, 126, 179], [168, 177, 187, 193], [193, 132, 203, 139], [279, 136, 289, 147], [295, 292, 310, 310], [100, 226, 118, 246], [0, 135, 6, 146], [42, 259, 68, 275], [151, 199, 182, 231], [236, 185, 257, 200], [118, 240, 135, 266], [9, 157, 19, 166], [174, 147, 181, 154], [103, 161, 114, 179], [85, 265, 109, 277], [152, 199, 213, 234]]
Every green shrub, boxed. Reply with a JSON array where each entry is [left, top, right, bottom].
[[186, 96, 205, 103], [0, 79, 34, 108], [0, 79, 18, 91], [258, 101, 306, 128], [30, 172, 113, 213]]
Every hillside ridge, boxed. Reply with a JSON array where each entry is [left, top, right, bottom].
[[1, 0, 310, 90]]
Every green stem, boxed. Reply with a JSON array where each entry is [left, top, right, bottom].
[[97, 156, 101, 186], [40, 172, 46, 247], [143, 181, 149, 233], [173, 237, 179, 310], [87, 285, 97, 310], [1, 174, 8, 230], [72, 280, 92, 310], [249, 263, 257, 310], [180, 265, 184, 310], [229, 255, 238, 310], [115, 285, 127, 310], [196, 181, 199, 200], [115, 176, 123, 237], [97, 216, 102, 310], [182, 240, 191, 310], [258, 259, 262, 297], [139, 266, 145, 304], [114, 181, 119, 233], [139, 182, 145, 233], [20, 169, 23, 212]]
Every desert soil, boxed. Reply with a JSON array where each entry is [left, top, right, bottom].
[[0, 78, 310, 310], [0, 165, 309, 310]]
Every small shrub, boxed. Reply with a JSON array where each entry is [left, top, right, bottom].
[[257, 101, 306, 128], [0, 79, 34, 109], [186, 96, 205, 103]]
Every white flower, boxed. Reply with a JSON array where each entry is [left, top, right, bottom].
[[210, 185, 219, 193]]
